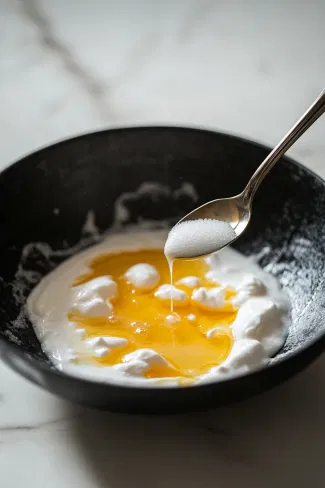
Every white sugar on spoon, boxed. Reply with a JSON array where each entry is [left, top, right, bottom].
[[164, 219, 236, 313], [164, 219, 236, 260]]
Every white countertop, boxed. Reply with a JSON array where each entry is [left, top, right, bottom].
[[1, 1, 325, 486]]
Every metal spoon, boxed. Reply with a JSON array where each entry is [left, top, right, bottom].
[[174, 88, 325, 259]]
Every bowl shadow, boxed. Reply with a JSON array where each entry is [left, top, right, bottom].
[[68, 353, 325, 488]]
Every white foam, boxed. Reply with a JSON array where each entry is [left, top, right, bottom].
[[72, 276, 118, 316], [72, 295, 113, 317], [165, 219, 236, 259], [154, 284, 189, 306], [231, 298, 288, 356], [176, 276, 201, 288], [166, 313, 181, 324], [85, 336, 128, 358], [232, 274, 266, 306], [75, 276, 118, 301], [115, 348, 172, 377], [207, 339, 269, 377], [191, 286, 225, 310], [125, 263, 160, 291]]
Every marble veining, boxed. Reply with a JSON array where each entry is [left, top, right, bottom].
[[1, 0, 325, 486], [0, 417, 68, 433], [20, 0, 111, 122]]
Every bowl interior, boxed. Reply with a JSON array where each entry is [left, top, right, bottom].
[[1, 127, 325, 373]]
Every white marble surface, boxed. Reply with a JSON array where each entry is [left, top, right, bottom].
[[1, 1, 325, 486]]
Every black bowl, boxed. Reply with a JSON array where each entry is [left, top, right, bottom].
[[1, 127, 325, 414]]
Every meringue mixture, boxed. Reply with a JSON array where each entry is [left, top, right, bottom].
[[27, 230, 290, 386]]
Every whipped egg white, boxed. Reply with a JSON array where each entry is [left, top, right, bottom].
[[27, 230, 290, 386]]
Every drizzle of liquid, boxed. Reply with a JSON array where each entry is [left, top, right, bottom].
[[167, 256, 174, 313], [70, 249, 237, 380]]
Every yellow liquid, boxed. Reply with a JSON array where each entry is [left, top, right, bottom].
[[69, 249, 237, 380]]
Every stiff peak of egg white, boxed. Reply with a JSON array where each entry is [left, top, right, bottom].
[[85, 336, 128, 358], [176, 276, 201, 288], [72, 275, 118, 317], [27, 230, 290, 386], [125, 263, 160, 291], [116, 349, 172, 377], [154, 284, 189, 306], [192, 286, 226, 310]]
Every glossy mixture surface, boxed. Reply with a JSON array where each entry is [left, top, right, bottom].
[[27, 230, 290, 386], [70, 249, 236, 380]]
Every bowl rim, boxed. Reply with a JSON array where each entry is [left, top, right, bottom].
[[1, 124, 325, 392]]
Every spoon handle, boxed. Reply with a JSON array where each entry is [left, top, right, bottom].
[[243, 88, 325, 203]]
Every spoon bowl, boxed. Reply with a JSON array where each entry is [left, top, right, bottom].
[[177, 193, 250, 257], [172, 89, 325, 259]]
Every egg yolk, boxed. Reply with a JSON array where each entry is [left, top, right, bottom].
[[69, 249, 238, 381]]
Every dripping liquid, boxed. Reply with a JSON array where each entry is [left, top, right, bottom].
[[167, 255, 174, 313], [166, 254, 177, 348]]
